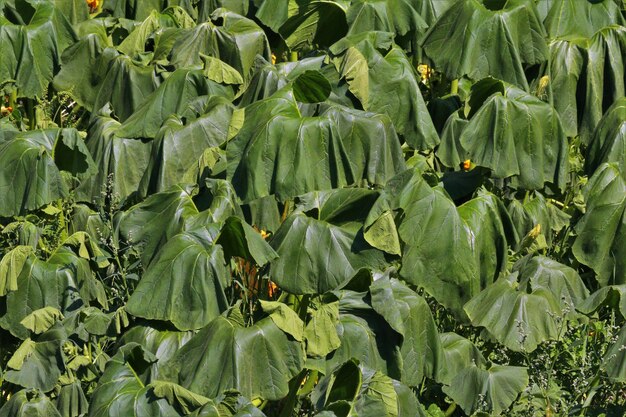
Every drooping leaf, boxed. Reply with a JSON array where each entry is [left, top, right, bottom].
[[439, 333, 486, 386], [0, 389, 62, 417], [330, 33, 438, 150], [514, 256, 590, 318], [125, 228, 230, 331], [0, 256, 83, 339], [278, 1, 349, 52], [0, 1, 76, 97], [217, 216, 278, 266], [577, 285, 626, 319], [464, 274, 562, 352], [443, 364, 529, 415], [421, 0, 548, 89], [438, 79, 569, 190], [0, 246, 33, 296], [116, 68, 235, 139], [3, 328, 66, 392], [305, 300, 342, 357], [88, 343, 180, 417], [544, 0, 624, 39], [56, 381, 89, 417], [150, 381, 211, 415], [572, 163, 626, 286], [585, 97, 626, 176], [270, 212, 387, 295], [169, 10, 270, 82], [20, 307, 64, 335], [547, 26, 626, 141], [228, 89, 405, 202], [603, 323, 626, 382], [163, 316, 304, 401]]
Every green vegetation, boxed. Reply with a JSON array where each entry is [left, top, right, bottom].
[[0, 0, 625, 416]]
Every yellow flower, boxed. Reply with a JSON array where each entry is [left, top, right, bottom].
[[271, 53, 277, 65], [86, 0, 99, 13], [462, 159, 471, 171]]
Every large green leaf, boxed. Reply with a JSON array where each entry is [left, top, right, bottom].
[[0, 389, 62, 417], [227, 89, 405, 202], [421, 0, 548, 89], [126, 228, 230, 331], [163, 315, 304, 401], [0, 0, 76, 97], [330, 32, 438, 150], [439, 333, 486, 386], [369, 276, 444, 385], [437, 79, 569, 191], [547, 25, 626, 141], [75, 110, 154, 204], [270, 212, 386, 294], [141, 96, 235, 194], [457, 189, 518, 289], [603, 323, 626, 382], [3, 328, 66, 392], [364, 169, 478, 317], [326, 289, 402, 381], [118, 324, 194, 380], [443, 364, 529, 415], [514, 255, 590, 317], [464, 274, 562, 352], [0, 132, 68, 217], [585, 97, 626, 176], [0, 256, 83, 339], [169, 9, 269, 82], [573, 163, 626, 286], [312, 360, 425, 417], [544, 0, 624, 38], [88, 343, 180, 417], [345, 0, 428, 52], [0, 246, 34, 296], [116, 68, 235, 139], [278, 1, 349, 52]]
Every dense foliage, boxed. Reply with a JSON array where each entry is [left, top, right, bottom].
[[1, 0, 626, 416]]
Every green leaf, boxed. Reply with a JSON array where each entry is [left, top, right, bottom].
[[259, 300, 304, 342], [0, 1, 76, 97], [331, 34, 438, 150], [0, 257, 83, 339], [217, 217, 278, 267], [547, 26, 626, 142], [20, 307, 64, 335], [305, 301, 341, 357], [464, 275, 562, 352], [544, 0, 624, 39], [572, 163, 626, 286], [585, 97, 626, 176], [126, 228, 230, 331], [422, 0, 547, 89], [438, 81, 569, 191], [163, 316, 304, 401], [88, 343, 180, 417], [603, 323, 626, 382], [116, 69, 235, 139], [56, 382, 89, 417], [363, 211, 401, 256], [0, 246, 33, 296], [150, 380, 211, 414], [292, 70, 332, 103], [439, 333, 486, 386], [270, 212, 387, 294], [577, 285, 626, 318], [227, 90, 405, 202], [169, 10, 269, 82], [514, 256, 589, 318], [370, 277, 444, 384], [4, 328, 66, 392], [0, 389, 62, 417], [278, 1, 348, 52], [443, 364, 529, 415], [201, 55, 244, 85]]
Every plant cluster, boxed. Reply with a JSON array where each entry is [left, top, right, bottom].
[[0, 0, 626, 416]]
